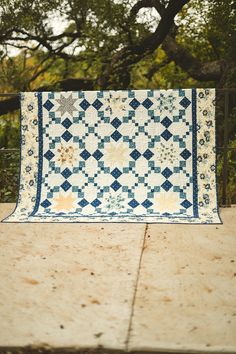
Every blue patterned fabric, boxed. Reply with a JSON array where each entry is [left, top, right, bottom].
[[2, 89, 221, 223]]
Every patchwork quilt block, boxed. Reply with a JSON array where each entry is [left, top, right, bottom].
[[2, 89, 221, 223]]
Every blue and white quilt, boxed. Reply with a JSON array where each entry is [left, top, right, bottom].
[[2, 89, 221, 223]]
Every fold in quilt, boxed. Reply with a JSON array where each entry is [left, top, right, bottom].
[[2, 89, 221, 223]]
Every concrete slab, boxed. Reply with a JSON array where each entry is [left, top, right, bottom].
[[128, 208, 236, 354], [1, 204, 235, 354], [0, 204, 145, 351]]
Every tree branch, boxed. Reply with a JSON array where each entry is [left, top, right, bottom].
[[99, 0, 190, 88], [4, 42, 41, 51], [130, 0, 165, 18], [132, 0, 190, 54], [162, 35, 225, 81]]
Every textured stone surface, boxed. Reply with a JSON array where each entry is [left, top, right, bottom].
[[0, 204, 145, 350], [128, 207, 236, 353], [1, 204, 236, 353]]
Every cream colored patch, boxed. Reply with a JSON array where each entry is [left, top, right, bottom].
[[103, 142, 129, 168], [52, 192, 76, 212], [152, 191, 180, 214]]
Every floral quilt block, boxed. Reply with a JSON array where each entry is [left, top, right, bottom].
[[2, 89, 221, 223]]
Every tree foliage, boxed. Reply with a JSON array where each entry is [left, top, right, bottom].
[[0, 0, 235, 94], [0, 0, 235, 203]]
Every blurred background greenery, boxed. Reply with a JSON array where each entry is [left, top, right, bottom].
[[0, 0, 235, 204]]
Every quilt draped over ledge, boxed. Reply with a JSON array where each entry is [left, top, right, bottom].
[[2, 89, 221, 223]]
